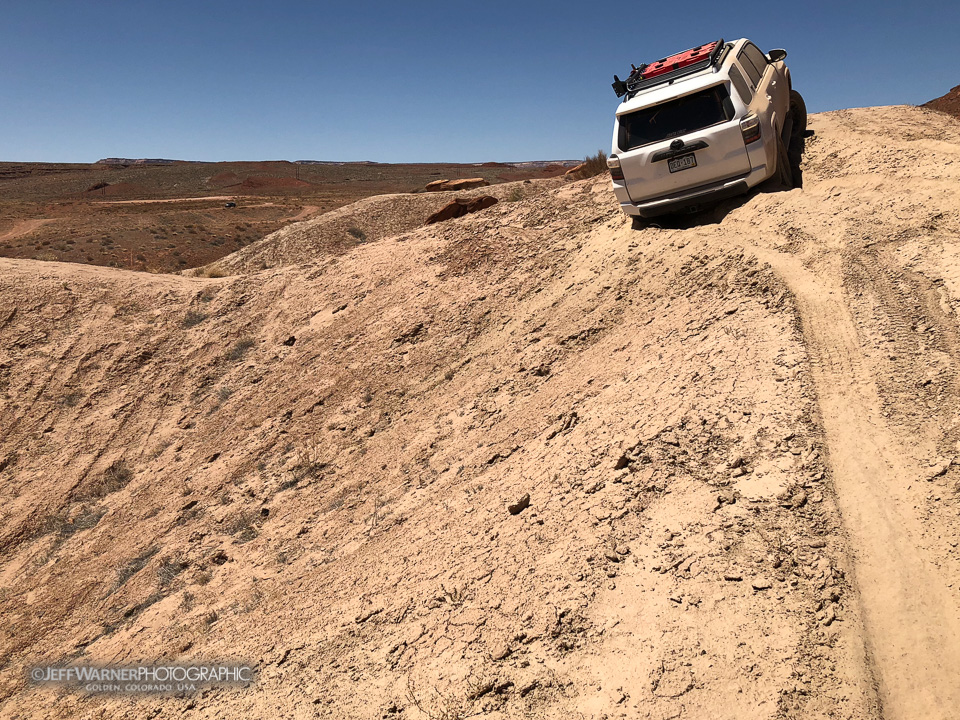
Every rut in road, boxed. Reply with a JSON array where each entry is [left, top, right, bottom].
[[758, 246, 960, 720]]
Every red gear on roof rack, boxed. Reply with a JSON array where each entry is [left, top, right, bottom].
[[641, 41, 720, 80]]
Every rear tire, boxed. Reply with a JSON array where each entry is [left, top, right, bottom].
[[631, 216, 645, 230], [776, 133, 794, 188], [788, 90, 807, 142]]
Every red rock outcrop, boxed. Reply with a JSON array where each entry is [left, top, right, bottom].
[[425, 195, 498, 224]]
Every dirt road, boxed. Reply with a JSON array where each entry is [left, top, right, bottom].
[[0, 219, 53, 243], [0, 105, 958, 719]]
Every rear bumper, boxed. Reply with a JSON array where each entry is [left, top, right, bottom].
[[618, 176, 751, 218]]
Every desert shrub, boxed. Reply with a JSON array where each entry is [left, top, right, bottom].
[[61, 390, 83, 407], [80, 459, 133, 500], [45, 506, 106, 539], [290, 440, 326, 481], [226, 337, 255, 362], [506, 187, 524, 202], [347, 226, 367, 242], [112, 546, 159, 592], [181, 310, 207, 328], [573, 150, 609, 179], [180, 591, 196, 611], [226, 511, 258, 543], [203, 265, 227, 278], [157, 555, 188, 587]]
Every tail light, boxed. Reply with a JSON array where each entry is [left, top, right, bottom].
[[740, 113, 761, 144], [607, 155, 625, 181]]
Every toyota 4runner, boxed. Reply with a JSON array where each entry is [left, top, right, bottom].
[[607, 38, 806, 220]]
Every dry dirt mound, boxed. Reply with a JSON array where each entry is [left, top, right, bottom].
[[1, 105, 960, 720], [237, 176, 313, 191], [201, 179, 560, 274], [206, 171, 243, 188], [923, 84, 960, 120]]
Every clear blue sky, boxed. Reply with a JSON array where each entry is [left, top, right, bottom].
[[1, 0, 957, 163]]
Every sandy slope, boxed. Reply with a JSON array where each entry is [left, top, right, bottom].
[[1, 105, 959, 720], [202, 179, 561, 275]]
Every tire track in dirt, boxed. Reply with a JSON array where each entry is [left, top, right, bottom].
[[844, 246, 960, 448], [0, 219, 53, 242], [755, 246, 960, 720]]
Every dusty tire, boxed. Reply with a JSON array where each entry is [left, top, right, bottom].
[[776, 133, 794, 188], [789, 90, 807, 141]]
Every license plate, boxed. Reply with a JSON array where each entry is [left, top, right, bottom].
[[668, 153, 697, 173]]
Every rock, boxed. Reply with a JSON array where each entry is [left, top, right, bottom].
[[660, 432, 680, 446], [508, 494, 531, 515], [355, 607, 383, 624], [730, 466, 746, 478], [751, 577, 773, 591], [820, 605, 838, 626], [614, 544, 630, 556], [446, 177, 490, 191], [603, 550, 620, 563], [714, 491, 736, 511], [425, 196, 498, 224], [928, 460, 952, 480], [394, 322, 425, 343], [492, 643, 513, 661], [282, 336, 296, 346], [614, 453, 632, 470], [821, 587, 841, 604], [518, 679, 539, 696], [466, 679, 496, 700], [724, 572, 743, 582], [425, 179, 450, 192]]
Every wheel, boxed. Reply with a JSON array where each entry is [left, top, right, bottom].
[[631, 215, 645, 230], [776, 132, 794, 188], [788, 90, 807, 142]]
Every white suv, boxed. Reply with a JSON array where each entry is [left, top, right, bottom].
[[607, 38, 806, 220]]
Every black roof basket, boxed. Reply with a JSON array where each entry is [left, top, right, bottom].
[[612, 39, 727, 100]]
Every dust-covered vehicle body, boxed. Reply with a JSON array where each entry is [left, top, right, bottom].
[[608, 38, 805, 219]]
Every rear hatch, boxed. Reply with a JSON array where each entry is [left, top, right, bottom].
[[616, 84, 750, 201]]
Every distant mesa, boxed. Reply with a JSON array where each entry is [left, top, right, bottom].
[[294, 160, 379, 165], [508, 160, 580, 168], [923, 84, 960, 120], [424, 178, 489, 192], [96, 158, 182, 165]]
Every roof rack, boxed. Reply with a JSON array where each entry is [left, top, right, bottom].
[[612, 39, 726, 99]]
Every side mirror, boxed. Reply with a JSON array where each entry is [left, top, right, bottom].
[[767, 48, 787, 62]]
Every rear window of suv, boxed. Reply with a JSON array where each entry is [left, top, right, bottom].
[[618, 85, 735, 150]]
